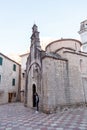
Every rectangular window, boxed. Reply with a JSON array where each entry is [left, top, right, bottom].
[[0, 75, 1, 83], [0, 57, 3, 65], [13, 64, 16, 71], [12, 79, 15, 86]]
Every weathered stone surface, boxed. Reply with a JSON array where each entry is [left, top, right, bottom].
[[0, 53, 21, 104], [25, 25, 87, 113]]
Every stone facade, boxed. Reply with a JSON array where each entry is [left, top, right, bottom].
[[20, 53, 29, 102], [25, 25, 87, 113], [0, 53, 21, 104]]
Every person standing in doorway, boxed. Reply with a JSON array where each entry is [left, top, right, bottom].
[[35, 92, 39, 112]]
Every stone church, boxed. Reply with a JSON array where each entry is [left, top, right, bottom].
[[25, 22, 87, 113]]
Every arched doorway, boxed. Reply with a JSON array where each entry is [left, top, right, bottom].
[[32, 84, 36, 107]]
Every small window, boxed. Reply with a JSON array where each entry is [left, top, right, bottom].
[[80, 59, 83, 72], [0, 75, 1, 83], [22, 73, 25, 78], [12, 79, 15, 86], [13, 64, 16, 71], [0, 57, 3, 65]]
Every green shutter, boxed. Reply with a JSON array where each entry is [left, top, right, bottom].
[[13, 64, 16, 71], [12, 79, 15, 86], [0, 57, 3, 65], [0, 75, 1, 83]]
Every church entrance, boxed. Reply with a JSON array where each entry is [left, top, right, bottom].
[[32, 84, 36, 107]]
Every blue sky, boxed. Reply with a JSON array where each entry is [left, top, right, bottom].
[[0, 0, 87, 55]]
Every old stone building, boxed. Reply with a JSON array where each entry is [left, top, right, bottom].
[[25, 24, 87, 113], [0, 53, 21, 104], [20, 53, 29, 102]]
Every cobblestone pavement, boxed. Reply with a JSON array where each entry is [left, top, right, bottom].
[[0, 103, 87, 130]]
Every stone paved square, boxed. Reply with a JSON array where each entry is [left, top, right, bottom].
[[0, 103, 87, 130]]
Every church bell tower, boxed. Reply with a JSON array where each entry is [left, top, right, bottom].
[[78, 20, 87, 52], [30, 24, 41, 61], [25, 24, 42, 108]]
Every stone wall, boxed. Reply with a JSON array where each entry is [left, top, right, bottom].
[[0, 54, 21, 104], [20, 53, 29, 102], [41, 50, 87, 113], [64, 52, 87, 104], [42, 57, 69, 113], [58, 50, 87, 104]]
